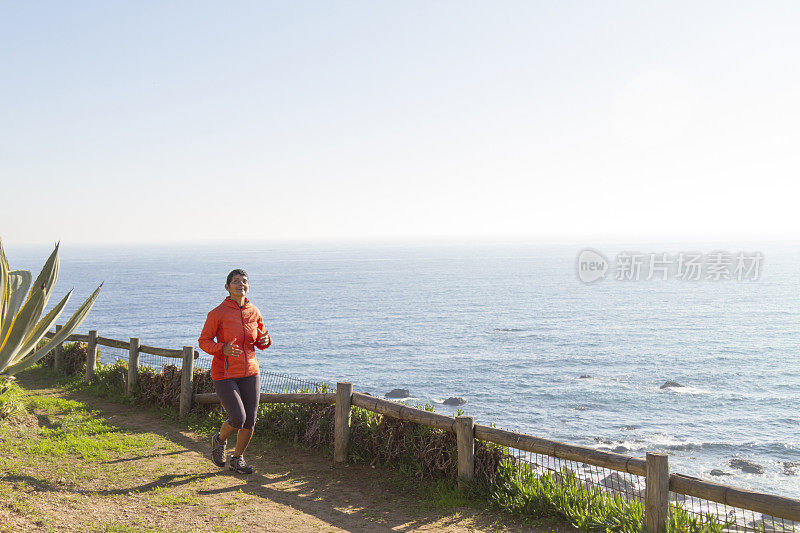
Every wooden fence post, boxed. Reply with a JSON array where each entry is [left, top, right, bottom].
[[456, 416, 475, 485], [54, 325, 63, 373], [334, 382, 353, 464], [127, 338, 140, 395], [85, 330, 97, 382], [179, 346, 194, 417], [646, 452, 670, 533]]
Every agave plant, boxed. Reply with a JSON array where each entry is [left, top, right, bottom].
[[0, 238, 101, 376]]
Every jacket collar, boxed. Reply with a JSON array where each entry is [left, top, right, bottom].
[[223, 296, 250, 309]]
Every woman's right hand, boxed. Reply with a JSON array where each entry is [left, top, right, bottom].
[[223, 338, 243, 357]]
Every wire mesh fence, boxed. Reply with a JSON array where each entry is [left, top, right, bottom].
[[138, 351, 171, 370], [192, 355, 325, 393], [669, 492, 798, 533], [97, 345, 128, 366], [193, 354, 212, 372], [259, 371, 327, 393], [96, 345, 178, 372], [510, 447, 645, 503], [135, 350, 326, 395], [507, 446, 798, 532]]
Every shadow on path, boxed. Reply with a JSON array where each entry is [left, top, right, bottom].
[[4, 472, 214, 497]]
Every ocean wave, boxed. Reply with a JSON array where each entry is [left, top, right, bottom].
[[555, 339, 601, 347], [659, 385, 710, 395], [595, 439, 729, 454], [594, 435, 800, 457]]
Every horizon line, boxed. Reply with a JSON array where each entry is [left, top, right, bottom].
[[4, 234, 799, 249]]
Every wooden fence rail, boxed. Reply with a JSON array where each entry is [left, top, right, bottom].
[[44, 331, 198, 359], [474, 423, 648, 476], [45, 328, 198, 416], [669, 474, 800, 523], [352, 391, 457, 432], [48, 331, 800, 531]]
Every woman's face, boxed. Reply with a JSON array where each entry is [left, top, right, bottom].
[[225, 274, 249, 299]]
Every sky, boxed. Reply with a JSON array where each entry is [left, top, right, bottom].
[[2, 1, 799, 245]]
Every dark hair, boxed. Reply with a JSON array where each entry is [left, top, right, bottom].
[[226, 269, 249, 285]]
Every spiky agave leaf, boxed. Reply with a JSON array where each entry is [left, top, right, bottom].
[[16, 290, 73, 361], [5, 270, 32, 322], [25, 242, 59, 308], [4, 283, 102, 375], [0, 286, 47, 372], [0, 239, 8, 333], [0, 243, 59, 352]]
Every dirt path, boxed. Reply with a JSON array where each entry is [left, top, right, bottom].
[[1, 372, 568, 533]]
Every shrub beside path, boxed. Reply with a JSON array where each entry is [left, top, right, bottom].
[[1, 370, 568, 533]]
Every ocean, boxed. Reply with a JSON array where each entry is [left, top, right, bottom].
[[8, 240, 800, 498]]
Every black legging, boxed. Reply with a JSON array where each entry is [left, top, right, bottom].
[[213, 374, 260, 429]]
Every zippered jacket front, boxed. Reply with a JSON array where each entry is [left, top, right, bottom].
[[198, 297, 271, 380]]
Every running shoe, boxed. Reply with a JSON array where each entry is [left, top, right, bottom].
[[210, 433, 227, 468], [229, 455, 253, 474]]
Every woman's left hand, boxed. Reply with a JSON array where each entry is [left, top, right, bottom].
[[258, 332, 271, 347]]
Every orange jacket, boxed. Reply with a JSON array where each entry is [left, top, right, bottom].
[[199, 297, 271, 380]]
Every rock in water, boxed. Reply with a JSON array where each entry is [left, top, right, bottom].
[[784, 462, 798, 476], [578, 375, 591, 379], [385, 389, 410, 399], [660, 380, 685, 389], [443, 397, 466, 406], [600, 472, 640, 497], [710, 469, 732, 477], [730, 458, 764, 474]]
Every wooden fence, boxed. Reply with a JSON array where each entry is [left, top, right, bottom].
[[50, 329, 800, 533], [44, 329, 198, 416]]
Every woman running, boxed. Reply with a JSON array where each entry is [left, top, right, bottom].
[[199, 269, 271, 474]]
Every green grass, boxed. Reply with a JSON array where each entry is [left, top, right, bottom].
[[23, 396, 150, 460], [66, 360, 130, 402], [416, 477, 475, 510], [0, 377, 27, 419], [148, 485, 200, 507]]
